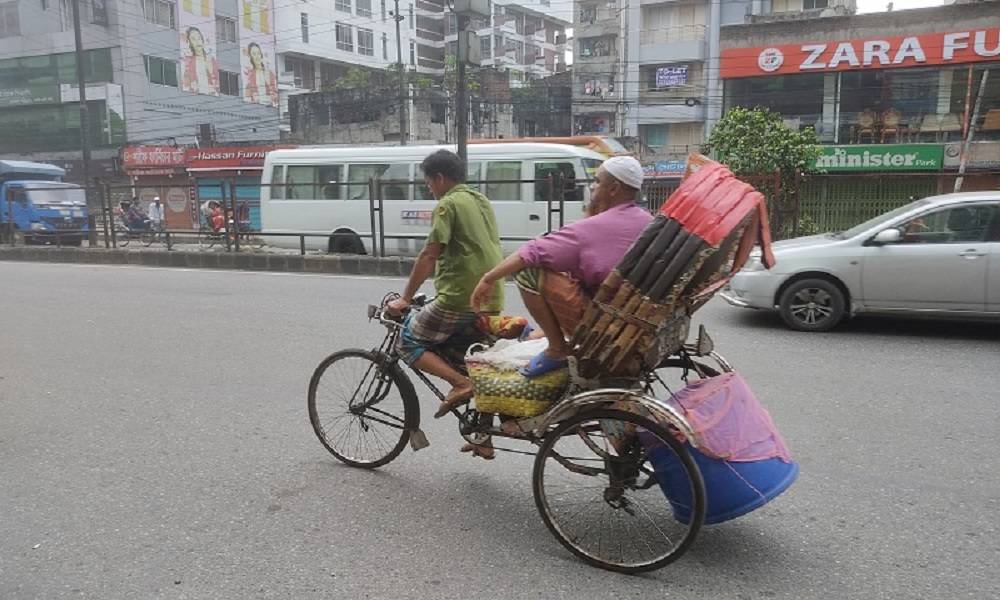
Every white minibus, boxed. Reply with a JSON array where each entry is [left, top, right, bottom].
[[260, 142, 607, 255]]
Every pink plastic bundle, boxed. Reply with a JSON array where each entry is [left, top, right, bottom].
[[667, 372, 792, 463]]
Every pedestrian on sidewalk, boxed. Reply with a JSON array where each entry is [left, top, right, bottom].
[[148, 196, 165, 232]]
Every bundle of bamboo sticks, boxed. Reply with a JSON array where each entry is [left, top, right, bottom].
[[570, 154, 776, 378]]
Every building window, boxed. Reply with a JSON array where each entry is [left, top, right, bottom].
[[357, 0, 372, 17], [335, 0, 351, 13], [219, 70, 239, 96], [578, 4, 596, 25], [143, 55, 178, 87], [285, 55, 316, 89], [143, 0, 175, 29], [358, 28, 374, 56], [382, 32, 389, 60], [336, 22, 353, 52], [578, 36, 612, 58], [641, 124, 668, 150], [408, 3, 413, 29], [381, 0, 386, 20], [802, 0, 828, 9], [216, 15, 237, 43], [301, 13, 309, 43], [480, 35, 491, 59], [0, 1, 19, 38], [409, 41, 415, 65], [91, 0, 108, 25], [59, 0, 71, 31]]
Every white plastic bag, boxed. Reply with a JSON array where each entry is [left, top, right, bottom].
[[465, 338, 549, 371]]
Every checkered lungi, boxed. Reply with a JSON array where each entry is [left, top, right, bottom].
[[514, 268, 590, 336], [397, 301, 484, 366]]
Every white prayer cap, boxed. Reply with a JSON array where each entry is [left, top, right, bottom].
[[601, 156, 644, 190]]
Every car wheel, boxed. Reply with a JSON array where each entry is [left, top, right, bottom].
[[778, 278, 846, 332]]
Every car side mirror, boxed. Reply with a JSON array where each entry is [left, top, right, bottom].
[[873, 228, 902, 245]]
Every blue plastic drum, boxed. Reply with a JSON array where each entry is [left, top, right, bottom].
[[649, 442, 799, 525]]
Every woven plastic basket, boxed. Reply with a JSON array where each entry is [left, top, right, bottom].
[[468, 363, 569, 417]]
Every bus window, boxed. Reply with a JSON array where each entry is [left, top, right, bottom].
[[414, 162, 480, 200], [269, 166, 284, 199], [380, 163, 411, 200], [286, 166, 317, 199], [582, 158, 602, 179], [347, 164, 409, 200], [318, 165, 343, 200], [467, 162, 482, 192], [534, 161, 583, 203], [483, 161, 521, 201], [414, 163, 434, 201]]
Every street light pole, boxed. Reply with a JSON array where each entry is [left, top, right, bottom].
[[393, 0, 407, 145], [71, 0, 97, 245]]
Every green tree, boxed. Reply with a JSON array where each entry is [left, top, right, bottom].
[[704, 106, 822, 237], [328, 67, 373, 91], [443, 55, 480, 93], [704, 106, 821, 176]]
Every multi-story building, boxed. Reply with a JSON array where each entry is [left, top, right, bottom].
[[0, 0, 280, 178], [443, 0, 568, 86], [274, 0, 418, 132], [570, 0, 865, 169], [572, 0, 714, 162], [276, 0, 567, 140], [721, 0, 1000, 185]]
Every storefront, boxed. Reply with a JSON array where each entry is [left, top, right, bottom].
[[121, 146, 193, 229], [721, 26, 1000, 149], [185, 146, 287, 230]]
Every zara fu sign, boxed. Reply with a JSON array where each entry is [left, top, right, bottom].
[[722, 28, 1000, 78]]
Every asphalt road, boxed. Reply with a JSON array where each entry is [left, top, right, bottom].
[[2, 262, 998, 600]]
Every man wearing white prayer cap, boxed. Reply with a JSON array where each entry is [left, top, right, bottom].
[[599, 155, 645, 198], [470, 154, 654, 380]]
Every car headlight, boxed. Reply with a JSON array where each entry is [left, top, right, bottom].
[[29, 222, 47, 231], [742, 253, 765, 272]]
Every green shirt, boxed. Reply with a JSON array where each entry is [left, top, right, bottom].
[[426, 184, 504, 312]]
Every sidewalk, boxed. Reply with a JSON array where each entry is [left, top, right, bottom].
[[0, 245, 415, 277]]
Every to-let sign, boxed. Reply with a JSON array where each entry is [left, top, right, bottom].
[[721, 28, 1000, 79]]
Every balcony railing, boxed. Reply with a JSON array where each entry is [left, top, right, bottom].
[[639, 24, 706, 45], [416, 28, 445, 42], [415, 0, 443, 12]]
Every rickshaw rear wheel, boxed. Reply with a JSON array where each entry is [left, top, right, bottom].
[[532, 408, 705, 574]]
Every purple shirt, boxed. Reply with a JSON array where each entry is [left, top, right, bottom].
[[518, 203, 653, 296]]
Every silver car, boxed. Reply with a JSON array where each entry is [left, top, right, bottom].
[[721, 191, 1000, 331]]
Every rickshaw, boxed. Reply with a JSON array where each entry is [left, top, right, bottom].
[[307, 156, 797, 573]]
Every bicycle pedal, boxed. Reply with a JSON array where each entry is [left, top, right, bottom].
[[409, 429, 430, 451]]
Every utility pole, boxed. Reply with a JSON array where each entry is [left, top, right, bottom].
[[393, 0, 407, 145], [71, 0, 97, 245], [452, 0, 487, 177], [455, 13, 469, 173], [955, 69, 990, 193]]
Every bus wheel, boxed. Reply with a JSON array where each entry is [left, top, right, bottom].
[[328, 230, 366, 255]]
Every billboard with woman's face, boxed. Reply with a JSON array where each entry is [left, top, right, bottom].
[[240, 0, 277, 107], [179, 0, 220, 96]]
